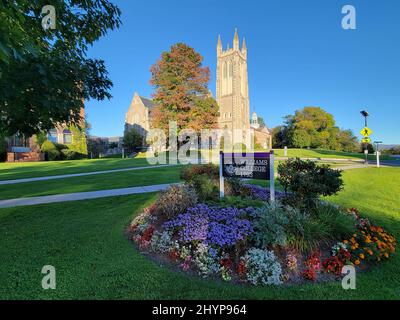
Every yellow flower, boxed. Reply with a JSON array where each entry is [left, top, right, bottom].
[[359, 254, 365, 260]]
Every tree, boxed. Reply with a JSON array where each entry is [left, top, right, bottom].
[[257, 116, 266, 128], [123, 129, 143, 154], [0, 1, 121, 137], [150, 43, 218, 135], [292, 130, 311, 148], [273, 107, 359, 152]]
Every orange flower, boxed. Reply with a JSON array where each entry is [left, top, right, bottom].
[[359, 254, 365, 260], [354, 260, 361, 266]]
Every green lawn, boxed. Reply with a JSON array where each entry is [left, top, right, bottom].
[[0, 167, 399, 299], [273, 148, 393, 161], [0, 166, 183, 200], [0, 156, 152, 181]]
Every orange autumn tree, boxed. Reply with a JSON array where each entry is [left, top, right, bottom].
[[150, 43, 219, 140]]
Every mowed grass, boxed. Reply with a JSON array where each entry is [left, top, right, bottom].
[[0, 166, 183, 200], [0, 156, 152, 181], [0, 167, 399, 299], [273, 148, 393, 161]]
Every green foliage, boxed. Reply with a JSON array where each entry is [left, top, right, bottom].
[[180, 164, 219, 182], [67, 125, 88, 157], [123, 129, 143, 154], [34, 132, 48, 147], [0, 1, 121, 137], [181, 165, 245, 201], [313, 203, 356, 238], [40, 140, 60, 161], [288, 217, 332, 252], [292, 129, 311, 148], [272, 107, 359, 152], [61, 149, 78, 160], [0, 134, 6, 162], [156, 185, 198, 219], [192, 175, 219, 201], [251, 203, 289, 248], [278, 158, 343, 210]]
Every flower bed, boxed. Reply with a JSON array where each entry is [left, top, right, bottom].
[[128, 164, 397, 286]]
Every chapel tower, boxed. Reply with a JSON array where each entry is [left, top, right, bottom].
[[216, 29, 250, 145]]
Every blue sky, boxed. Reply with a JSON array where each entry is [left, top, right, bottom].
[[86, 0, 400, 144]]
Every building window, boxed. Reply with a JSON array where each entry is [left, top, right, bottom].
[[48, 129, 58, 143], [63, 129, 72, 144]]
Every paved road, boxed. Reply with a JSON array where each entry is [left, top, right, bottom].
[[0, 164, 180, 186], [0, 183, 178, 209]]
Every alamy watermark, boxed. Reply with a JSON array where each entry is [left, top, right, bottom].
[[342, 5, 357, 30], [41, 265, 56, 290], [41, 5, 56, 30]]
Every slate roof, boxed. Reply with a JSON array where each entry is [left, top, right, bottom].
[[140, 97, 157, 109]]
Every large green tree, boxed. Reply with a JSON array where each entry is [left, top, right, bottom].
[[273, 107, 359, 152], [150, 43, 219, 135], [0, 0, 121, 137]]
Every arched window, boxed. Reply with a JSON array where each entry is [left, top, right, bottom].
[[48, 129, 58, 143], [63, 129, 72, 144]]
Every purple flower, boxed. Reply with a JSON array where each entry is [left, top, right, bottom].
[[164, 204, 254, 248], [244, 184, 285, 201]]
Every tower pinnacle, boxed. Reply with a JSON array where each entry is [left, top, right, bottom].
[[217, 35, 222, 56], [233, 28, 239, 50]]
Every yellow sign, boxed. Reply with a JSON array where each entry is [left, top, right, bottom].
[[362, 137, 371, 144], [360, 127, 373, 137]]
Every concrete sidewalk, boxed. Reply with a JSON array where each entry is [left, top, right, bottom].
[[0, 164, 179, 186], [0, 183, 178, 209]]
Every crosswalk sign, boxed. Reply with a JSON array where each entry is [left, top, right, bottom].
[[361, 137, 371, 144], [360, 127, 373, 137]]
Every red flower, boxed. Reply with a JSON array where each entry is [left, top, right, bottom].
[[322, 256, 344, 275], [237, 260, 247, 278], [168, 249, 180, 262], [301, 268, 317, 281], [304, 251, 321, 271], [220, 257, 233, 270], [141, 225, 155, 242]]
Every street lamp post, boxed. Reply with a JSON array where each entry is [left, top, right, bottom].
[[360, 110, 370, 165]]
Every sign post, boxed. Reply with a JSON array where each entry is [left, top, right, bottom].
[[219, 151, 225, 198], [269, 151, 275, 202], [220, 151, 275, 202]]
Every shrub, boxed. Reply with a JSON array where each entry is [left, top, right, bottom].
[[314, 202, 355, 239], [278, 158, 343, 210], [242, 248, 282, 285], [191, 174, 219, 201], [61, 149, 77, 160], [180, 164, 219, 182], [251, 203, 289, 248], [293, 218, 332, 252], [41, 140, 60, 161], [156, 185, 198, 219]]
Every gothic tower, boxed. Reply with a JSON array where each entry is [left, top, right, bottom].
[[216, 29, 250, 146]]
